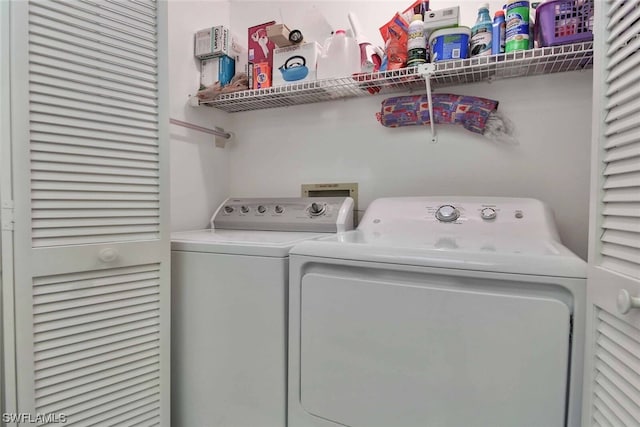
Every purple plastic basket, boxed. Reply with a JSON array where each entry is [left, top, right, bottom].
[[535, 0, 594, 46]]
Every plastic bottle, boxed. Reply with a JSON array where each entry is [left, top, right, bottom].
[[317, 30, 361, 79], [407, 14, 427, 66], [470, 3, 493, 57], [492, 10, 506, 54], [505, 0, 530, 52]]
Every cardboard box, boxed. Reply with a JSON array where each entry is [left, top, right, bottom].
[[272, 42, 321, 86], [195, 26, 224, 59], [218, 55, 236, 86], [267, 24, 293, 48], [252, 62, 271, 89], [423, 6, 460, 33], [200, 58, 219, 87], [200, 55, 236, 88], [195, 26, 239, 59], [248, 21, 276, 69]]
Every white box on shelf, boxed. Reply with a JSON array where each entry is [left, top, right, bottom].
[[423, 6, 460, 33], [200, 56, 236, 88], [200, 58, 219, 87], [195, 26, 239, 59], [272, 42, 321, 86]]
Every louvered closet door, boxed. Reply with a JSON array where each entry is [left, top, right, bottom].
[[583, 0, 640, 426], [8, 1, 169, 425]]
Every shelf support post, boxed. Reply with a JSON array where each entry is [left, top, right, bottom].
[[417, 63, 437, 143]]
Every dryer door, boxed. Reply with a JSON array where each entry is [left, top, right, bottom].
[[299, 271, 570, 427]]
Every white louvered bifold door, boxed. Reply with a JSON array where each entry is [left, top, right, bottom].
[[5, 1, 169, 425], [583, 0, 640, 426]]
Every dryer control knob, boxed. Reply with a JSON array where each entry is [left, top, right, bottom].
[[257, 205, 267, 214], [436, 205, 460, 222], [224, 206, 234, 214], [275, 205, 284, 214], [309, 202, 326, 216], [481, 208, 497, 220], [240, 205, 250, 214]]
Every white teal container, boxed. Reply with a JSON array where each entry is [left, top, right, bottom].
[[429, 27, 471, 62]]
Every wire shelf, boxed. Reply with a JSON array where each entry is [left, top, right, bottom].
[[202, 42, 593, 113]]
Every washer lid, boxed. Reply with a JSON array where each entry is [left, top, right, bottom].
[[171, 229, 328, 257], [290, 230, 587, 278]]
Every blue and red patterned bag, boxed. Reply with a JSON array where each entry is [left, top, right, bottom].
[[376, 94, 499, 134]]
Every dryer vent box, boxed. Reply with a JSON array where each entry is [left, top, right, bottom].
[[302, 183, 359, 225]]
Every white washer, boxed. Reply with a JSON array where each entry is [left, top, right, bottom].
[[288, 197, 587, 427], [171, 197, 353, 427]]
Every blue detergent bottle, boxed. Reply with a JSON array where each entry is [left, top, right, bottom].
[[492, 10, 506, 54], [470, 3, 493, 57]]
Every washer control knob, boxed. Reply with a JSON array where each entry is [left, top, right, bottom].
[[257, 205, 267, 214], [275, 205, 284, 214], [240, 205, 250, 214], [224, 206, 234, 214], [436, 205, 460, 222], [309, 202, 326, 216], [481, 208, 497, 220]]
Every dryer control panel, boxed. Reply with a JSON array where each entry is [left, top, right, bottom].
[[212, 197, 354, 233], [359, 197, 561, 241]]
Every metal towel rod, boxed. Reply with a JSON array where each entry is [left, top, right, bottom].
[[170, 118, 232, 140]]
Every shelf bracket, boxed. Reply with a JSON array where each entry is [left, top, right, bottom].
[[417, 63, 437, 144]]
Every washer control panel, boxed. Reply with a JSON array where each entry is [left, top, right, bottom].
[[212, 197, 354, 232]]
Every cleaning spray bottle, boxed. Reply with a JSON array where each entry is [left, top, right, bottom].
[[470, 3, 493, 57]]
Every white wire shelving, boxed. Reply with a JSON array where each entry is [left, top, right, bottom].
[[201, 41, 593, 113]]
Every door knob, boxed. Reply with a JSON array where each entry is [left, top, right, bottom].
[[617, 289, 640, 315], [99, 248, 119, 263]]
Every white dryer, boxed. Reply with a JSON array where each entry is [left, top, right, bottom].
[[288, 197, 586, 427], [171, 197, 353, 427]]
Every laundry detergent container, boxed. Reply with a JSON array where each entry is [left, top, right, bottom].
[[429, 27, 471, 62]]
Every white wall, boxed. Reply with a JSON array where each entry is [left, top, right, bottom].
[[229, 0, 510, 52], [168, 0, 232, 231], [225, 1, 593, 259]]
